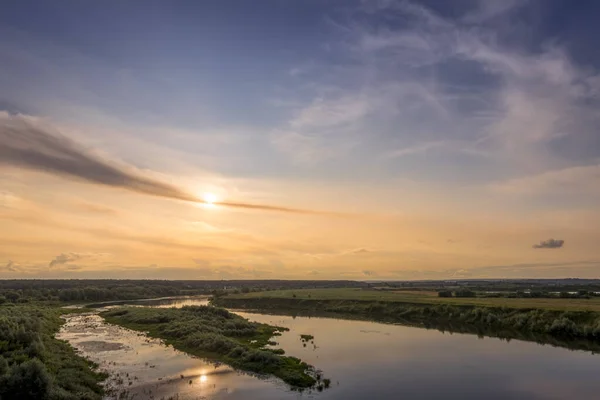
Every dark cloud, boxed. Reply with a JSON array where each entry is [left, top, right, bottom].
[[533, 238, 565, 249], [0, 113, 328, 215], [49, 253, 82, 267]]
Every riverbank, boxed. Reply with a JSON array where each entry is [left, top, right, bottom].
[[0, 304, 106, 400], [224, 288, 600, 311], [101, 305, 321, 388], [213, 294, 600, 352]]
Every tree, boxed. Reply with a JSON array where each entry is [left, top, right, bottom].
[[438, 290, 453, 298], [0, 359, 51, 400], [454, 289, 476, 298], [0, 356, 8, 376], [4, 291, 20, 303]]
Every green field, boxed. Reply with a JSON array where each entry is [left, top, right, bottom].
[[229, 288, 600, 312]]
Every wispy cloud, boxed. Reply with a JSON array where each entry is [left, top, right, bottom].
[[462, 0, 528, 23], [48, 252, 111, 268], [490, 165, 600, 195], [0, 112, 333, 215], [384, 141, 447, 158], [2, 260, 20, 272], [48, 252, 83, 268], [271, 94, 369, 164], [286, 0, 600, 182]]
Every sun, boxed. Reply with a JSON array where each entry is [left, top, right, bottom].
[[202, 192, 218, 205]]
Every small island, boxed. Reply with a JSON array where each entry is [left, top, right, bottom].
[[101, 305, 319, 388]]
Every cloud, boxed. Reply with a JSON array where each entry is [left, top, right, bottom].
[[74, 201, 118, 215], [290, 96, 370, 130], [0, 191, 20, 209], [346, 248, 371, 254], [533, 238, 565, 249], [327, 0, 600, 181], [0, 112, 329, 215], [192, 258, 211, 267], [49, 253, 83, 267], [48, 251, 112, 268], [0, 112, 199, 201], [462, 0, 527, 23], [3, 260, 19, 272], [362, 269, 376, 276], [490, 165, 600, 196], [385, 141, 447, 158], [271, 95, 369, 164], [193, 265, 274, 279]]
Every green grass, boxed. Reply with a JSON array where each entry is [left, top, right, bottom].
[[230, 288, 600, 311]]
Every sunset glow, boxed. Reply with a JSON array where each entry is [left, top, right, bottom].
[[1, 1, 599, 280], [202, 192, 218, 205]]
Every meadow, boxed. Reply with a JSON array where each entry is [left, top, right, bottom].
[[230, 288, 600, 311]]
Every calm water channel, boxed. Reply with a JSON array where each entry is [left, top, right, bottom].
[[58, 297, 600, 400]]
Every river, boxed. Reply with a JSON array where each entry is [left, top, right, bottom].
[[58, 297, 600, 399]]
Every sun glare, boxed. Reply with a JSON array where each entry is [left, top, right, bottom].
[[202, 192, 218, 205], [200, 374, 208, 383]]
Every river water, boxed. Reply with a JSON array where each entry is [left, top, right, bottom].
[[58, 297, 600, 400]]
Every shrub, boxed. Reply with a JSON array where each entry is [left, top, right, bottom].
[[0, 359, 51, 400]]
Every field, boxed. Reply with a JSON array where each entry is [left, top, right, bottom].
[[229, 288, 600, 312]]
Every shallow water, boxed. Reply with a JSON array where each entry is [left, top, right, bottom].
[[57, 312, 302, 400], [59, 297, 600, 399]]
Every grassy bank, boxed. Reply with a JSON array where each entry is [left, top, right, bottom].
[[101, 305, 318, 388], [214, 292, 600, 352], [230, 288, 600, 311], [0, 304, 106, 400]]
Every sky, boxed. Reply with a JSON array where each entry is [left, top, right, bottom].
[[1, 0, 599, 280]]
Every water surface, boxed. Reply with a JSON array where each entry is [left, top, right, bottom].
[[59, 297, 600, 399]]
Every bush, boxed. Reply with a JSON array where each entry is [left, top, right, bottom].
[[438, 291, 453, 298], [0, 358, 51, 400]]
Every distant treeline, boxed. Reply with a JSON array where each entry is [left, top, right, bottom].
[[0, 304, 106, 399], [214, 297, 600, 352], [0, 280, 366, 303], [438, 289, 599, 299], [376, 279, 600, 294]]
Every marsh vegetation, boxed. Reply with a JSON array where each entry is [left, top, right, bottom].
[[0, 305, 106, 400], [102, 305, 321, 388]]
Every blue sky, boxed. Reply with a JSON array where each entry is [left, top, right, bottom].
[[1, 0, 600, 279]]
